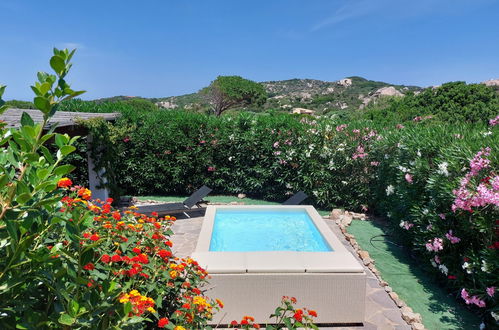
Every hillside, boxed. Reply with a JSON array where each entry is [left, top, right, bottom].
[[150, 76, 423, 113]]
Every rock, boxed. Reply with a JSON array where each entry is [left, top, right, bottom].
[[384, 286, 393, 293], [389, 291, 398, 300], [344, 233, 354, 241], [351, 212, 366, 220], [358, 250, 370, 260], [370, 267, 380, 275], [237, 193, 246, 199], [482, 79, 499, 87], [363, 258, 373, 266], [330, 209, 344, 220], [340, 214, 353, 227], [337, 78, 352, 87], [401, 307, 419, 324], [412, 322, 425, 330]]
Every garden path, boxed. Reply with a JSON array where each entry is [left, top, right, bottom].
[[170, 216, 411, 330]]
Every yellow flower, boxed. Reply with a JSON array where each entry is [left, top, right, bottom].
[[147, 307, 156, 313], [169, 270, 178, 279], [174, 326, 186, 330]]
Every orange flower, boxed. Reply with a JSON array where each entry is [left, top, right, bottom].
[[77, 187, 92, 200], [216, 298, 224, 308], [57, 177, 72, 188]]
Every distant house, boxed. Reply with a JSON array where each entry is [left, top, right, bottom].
[[291, 107, 316, 115]]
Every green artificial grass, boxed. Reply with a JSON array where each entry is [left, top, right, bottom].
[[347, 220, 480, 330], [136, 195, 331, 216]]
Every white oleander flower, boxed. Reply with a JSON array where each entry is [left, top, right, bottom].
[[481, 260, 490, 273], [439, 264, 449, 275], [430, 259, 437, 268], [437, 162, 449, 176], [386, 185, 395, 196]]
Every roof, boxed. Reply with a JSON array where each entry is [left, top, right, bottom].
[[0, 108, 120, 129]]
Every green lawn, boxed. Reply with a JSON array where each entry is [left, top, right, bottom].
[[348, 220, 480, 330], [136, 195, 331, 216]]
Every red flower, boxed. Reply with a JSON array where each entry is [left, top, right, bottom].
[[192, 288, 201, 295], [106, 198, 113, 204], [101, 254, 111, 263], [151, 211, 159, 217], [132, 247, 141, 254], [157, 317, 169, 328], [112, 212, 121, 221], [158, 249, 172, 258], [83, 263, 95, 270], [293, 309, 303, 322], [111, 254, 122, 262], [182, 303, 191, 309], [57, 178, 73, 188], [241, 319, 249, 325], [230, 320, 238, 326], [89, 234, 100, 242], [253, 324, 261, 329], [308, 310, 318, 317], [448, 275, 457, 280]]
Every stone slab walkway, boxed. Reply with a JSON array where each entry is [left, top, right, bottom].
[[170, 216, 411, 330]]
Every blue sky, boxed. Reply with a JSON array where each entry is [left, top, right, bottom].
[[1, 0, 499, 100]]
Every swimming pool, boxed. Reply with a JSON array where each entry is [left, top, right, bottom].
[[210, 209, 332, 252], [193, 205, 366, 325]]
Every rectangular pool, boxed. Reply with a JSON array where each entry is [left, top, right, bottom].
[[210, 209, 332, 252], [193, 205, 366, 325]]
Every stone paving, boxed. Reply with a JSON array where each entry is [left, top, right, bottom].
[[170, 215, 411, 329]]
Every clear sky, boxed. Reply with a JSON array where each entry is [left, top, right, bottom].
[[1, 0, 499, 100]]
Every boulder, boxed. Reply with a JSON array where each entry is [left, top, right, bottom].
[[237, 193, 246, 199], [330, 209, 344, 220]]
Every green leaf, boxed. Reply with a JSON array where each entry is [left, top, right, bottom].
[[69, 300, 79, 316], [58, 313, 76, 325], [34, 96, 50, 113], [39, 82, 52, 95], [60, 145, 76, 156], [16, 193, 32, 205], [54, 164, 76, 176], [50, 55, 66, 75], [20, 112, 35, 127]]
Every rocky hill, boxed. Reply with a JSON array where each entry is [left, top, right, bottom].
[[151, 76, 422, 113]]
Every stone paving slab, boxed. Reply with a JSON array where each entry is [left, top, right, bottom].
[[170, 216, 410, 329]]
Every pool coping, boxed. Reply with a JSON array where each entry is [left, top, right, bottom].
[[193, 205, 365, 274]]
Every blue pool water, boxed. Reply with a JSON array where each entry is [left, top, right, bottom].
[[209, 209, 332, 252]]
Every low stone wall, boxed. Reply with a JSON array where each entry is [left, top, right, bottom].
[[330, 209, 427, 330]]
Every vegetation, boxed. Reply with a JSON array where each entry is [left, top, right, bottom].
[[0, 50, 320, 329], [75, 105, 498, 326], [200, 75, 267, 116], [360, 81, 499, 124]]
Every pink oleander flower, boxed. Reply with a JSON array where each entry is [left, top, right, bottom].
[[487, 287, 496, 297], [413, 116, 422, 122], [405, 173, 413, 183], [426, 238, 444, 252], [445, 230, 461, 244], [352, 145, 368, 159], [352, 129, 360, 134], [434, 255, 441, 264], [370, 161, 380, 166], [273, 151, 281, 156], [396, 124, 405, 129], [489, 115, 499, 126], [336, 124, 347, 132], [207, 166, 216, 172], [438, 213, 446, 220], [273, 141, 279, 148], [399, 221, 413, 230], [461, 288, 470, 303]]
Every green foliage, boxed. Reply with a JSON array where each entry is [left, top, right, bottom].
[[200, 75, 267, 116], [4, 100, 36, 109], [361, 81, 499, 124], [57, 97, 158, 114]]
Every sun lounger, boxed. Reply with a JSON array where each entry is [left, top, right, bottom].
[[136, 185, 212, 218], [282, 191, 308, 205]]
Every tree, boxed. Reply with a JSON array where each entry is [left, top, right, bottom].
[[200, 75, 267, 116]]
